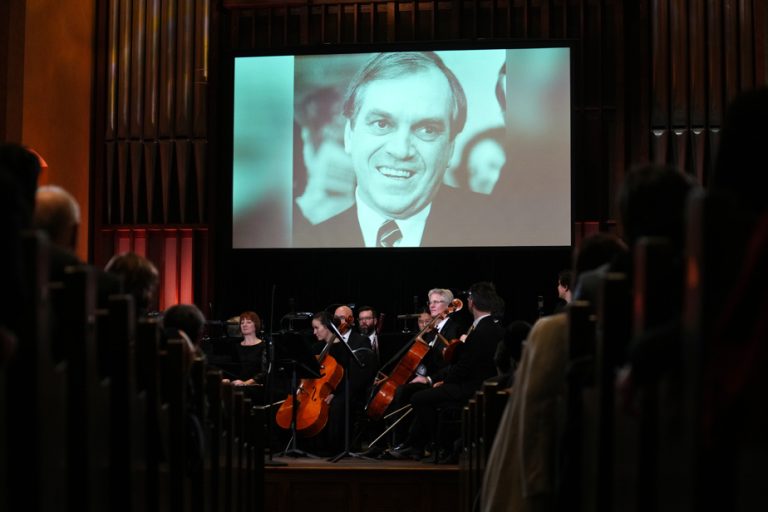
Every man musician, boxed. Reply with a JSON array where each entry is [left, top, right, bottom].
[[391, 282, 504, 461], [383, 288, 466, 449]]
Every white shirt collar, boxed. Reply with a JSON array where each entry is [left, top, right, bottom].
[[473, 313, 491, 327], [355, 187, 432, 247]]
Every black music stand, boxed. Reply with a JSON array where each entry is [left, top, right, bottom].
[[273, 330, 323, 458], [327, 323, 377, 463]]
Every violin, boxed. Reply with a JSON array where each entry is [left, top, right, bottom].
[[365, 298, 462, 419], [442, 323, 475, 364], [441, 337, 464, 365], [275, 340, 344, 437]]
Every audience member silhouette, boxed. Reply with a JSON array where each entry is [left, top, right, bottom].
[[0, 143, 40, 363], [698, 87, 768, 509], [575, 164, 697, 307], [553, 269, 572, 314], [486, 320, 531, 389], [481, 230, 630, 512], [33, 185, 121, 308], [104, 252, 159, 318]]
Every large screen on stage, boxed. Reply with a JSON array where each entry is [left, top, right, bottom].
[[232, 45, 571, 249]]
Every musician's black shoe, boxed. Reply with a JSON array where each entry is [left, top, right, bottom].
[[436, 449, 459, 465], [377, 446, 399, 460], [389, 444, 423, 460]]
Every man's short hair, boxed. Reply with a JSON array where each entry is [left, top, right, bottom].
[[468, 281, 504, 314], [33, 185, 81, 248], [342, 51, 467, 140], [617, 163, 697, 247], [163, 304, 206, 344], [358, 306, 376, 318], [0, 143, 41, 224], [105, 252, 159, 312], [558, 270, 572, 289], [427, 288, 454, 304]]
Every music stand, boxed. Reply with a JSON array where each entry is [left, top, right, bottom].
[[327, 323, 378, 463], [273, 330, 323, 458]]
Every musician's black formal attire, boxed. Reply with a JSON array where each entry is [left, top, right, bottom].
[[404, 315, 504, 454], [231, 341, 267, 403], [311, 331, 375, 454], [388, 316, 466, 444]]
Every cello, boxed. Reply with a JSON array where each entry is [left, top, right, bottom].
[[365, 298, 462, 419], [275, 338, 344, 437]]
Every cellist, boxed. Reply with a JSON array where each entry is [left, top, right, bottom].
[[391, 282, 504, 462], [310, 308, 374, 454], [385, 288, 467, 449]]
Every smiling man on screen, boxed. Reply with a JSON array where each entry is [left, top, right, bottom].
[[302, 51, 488, 248]]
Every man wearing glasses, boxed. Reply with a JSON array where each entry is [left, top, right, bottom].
[[385, 288, 466, 452], [357, 305, 381, 367], [393, 282, 504, 462]]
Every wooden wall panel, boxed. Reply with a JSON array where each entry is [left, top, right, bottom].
[[175, 0, 194, 137], [96, 0, 212, 307], [130, 141, 143, 223], [130, 0, 146, 137], [159, 0, 177, 137], [688, 0, 706, 127], [193, 0, 209, 137], [107, 0, 120, 140], [707, 0, 724, 126], [756, 2, 768, 84], [118, 0, 132, 139], [651, 0, 669, 128], [144, 0, 161, 135], [670, 0, 688, 127]]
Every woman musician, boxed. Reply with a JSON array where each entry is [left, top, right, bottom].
[[308, 310, 376, 454], [221, 311, 268, 403], [384, 288, 467, 449]]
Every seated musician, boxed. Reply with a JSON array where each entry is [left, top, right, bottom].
[[357, 305, 380, 364], [383, 289, 466, 451], [309, 310, 374, 454], [393, 282, 504, 462], [226, 311, 267, 388]]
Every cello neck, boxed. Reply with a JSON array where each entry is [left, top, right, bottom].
[[317, 339, 333, 362]]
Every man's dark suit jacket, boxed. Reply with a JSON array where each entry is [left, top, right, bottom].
[[437, 315, 505, 400], [296, 185, 491, 248], [419, 315, 466, 376]]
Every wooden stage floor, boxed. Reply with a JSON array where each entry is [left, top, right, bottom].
[[264, 455, 460, 512]]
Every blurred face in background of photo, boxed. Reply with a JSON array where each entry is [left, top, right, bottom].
[[467, 138, 505, 194]]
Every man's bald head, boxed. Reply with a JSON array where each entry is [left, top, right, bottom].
[[334, 305, 355, 334], [33, 185, 81, 251]]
